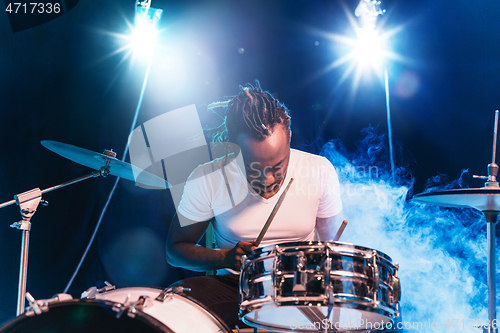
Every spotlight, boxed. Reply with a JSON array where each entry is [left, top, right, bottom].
[[354, 0, 395, 177], [354, 27, 382, 70], [354, 0, 385, 71], [355, 0, 385, 30], [132, 0, 163, 58]]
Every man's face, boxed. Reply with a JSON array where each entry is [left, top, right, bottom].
[[236, 125, 291, 199]]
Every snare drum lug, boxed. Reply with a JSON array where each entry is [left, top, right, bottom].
[[322, 254, 332, 289], [272, 255, 277, 288], [390, 274, 401, 303], [239, 262, 250, 302], [370, 250, 380, 303], [292, 251, 308, 292]]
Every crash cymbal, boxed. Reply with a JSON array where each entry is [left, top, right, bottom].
[[412, 187, 500, 211], [41, 140, 171, 189]]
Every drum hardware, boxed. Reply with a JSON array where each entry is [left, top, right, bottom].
[[113, 295, 151, 319], [322, 249, 332, 288], [81, 286, 233, 332], [25, 292, 43, 315], [412, 110, 500, 332], [23, 292, 73, 316], [389, 263, 401, 305], [155, 286, 192, 302], [82, 285, 159, 319], [1, 286, 232, 332], [240, 241, 400, 332], [272, 246, 279, 288], [292, 251, 308, 292], [240, 255, 251, 299], [324, 246, 335, 324], [369, 250, 380, 304], [473, 110, 499, 187], [81, 281, 116, 299], [1, 159, 113, 316], [240, 296, 274, 311], [111, 295, 131, 319], [0, 141, 171, 316]]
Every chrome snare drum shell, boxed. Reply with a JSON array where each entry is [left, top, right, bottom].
[[239, 241, 400, 332]]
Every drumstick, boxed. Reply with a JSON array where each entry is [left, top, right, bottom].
[[333, 220, 348, 241], [254, 178, 294, 247]]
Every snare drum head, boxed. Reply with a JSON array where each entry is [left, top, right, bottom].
[[0, 299, 171, 333], [242, 305, 391, 332]]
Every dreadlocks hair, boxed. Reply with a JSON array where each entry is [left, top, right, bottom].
[[207, 80, 291, 144]]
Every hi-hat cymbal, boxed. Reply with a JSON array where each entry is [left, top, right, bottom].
[[412, 187, 500, 211], [42, 140, 171, 189]]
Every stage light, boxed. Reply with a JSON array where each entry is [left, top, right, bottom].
[[131, 0, 163, 59], [63, 1, 164, 294], [94, 1, 163, 64], [355, 0, 385, 30], [354, 0, 395, 177], [354, 0, 386, 73], [310, 0, 399, 86], [354, 27, 383, 71]]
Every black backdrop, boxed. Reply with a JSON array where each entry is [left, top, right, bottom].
[[1, 0, 500, 326]]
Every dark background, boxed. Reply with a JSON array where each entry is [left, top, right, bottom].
[[1, 0, 499, 327]]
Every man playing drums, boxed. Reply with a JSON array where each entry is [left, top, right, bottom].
[[166, 81, 343, 328]]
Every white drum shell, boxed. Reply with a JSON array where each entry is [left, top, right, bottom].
[[94, 287, 229, 333]]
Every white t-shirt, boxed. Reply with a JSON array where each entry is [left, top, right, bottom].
[[177, 149, 342, 250]]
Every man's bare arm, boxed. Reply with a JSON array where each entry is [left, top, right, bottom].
[[166, 213, 256, 271], [316, 213, 344, 241]]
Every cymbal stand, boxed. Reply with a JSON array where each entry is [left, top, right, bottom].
[[0, 156, 113, 316], [482, 210, 499, 333], [475, 110, 500, 333]]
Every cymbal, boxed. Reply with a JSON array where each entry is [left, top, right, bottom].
[[41, 140, 171, 189], [412, 187, 500, 211]]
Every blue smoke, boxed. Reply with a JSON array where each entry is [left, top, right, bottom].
[[320, 127, 490, 332]]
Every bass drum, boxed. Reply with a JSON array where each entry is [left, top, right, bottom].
[[0, 298, 171, 333], [0, 287, 230, 333], [91, 287, 230, 333]]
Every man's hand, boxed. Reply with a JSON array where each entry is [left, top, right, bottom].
[[224, 241, 258, 271]]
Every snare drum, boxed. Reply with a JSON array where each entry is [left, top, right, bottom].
[[0, 287, 231, 333], [239, 241, 401, 332]]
